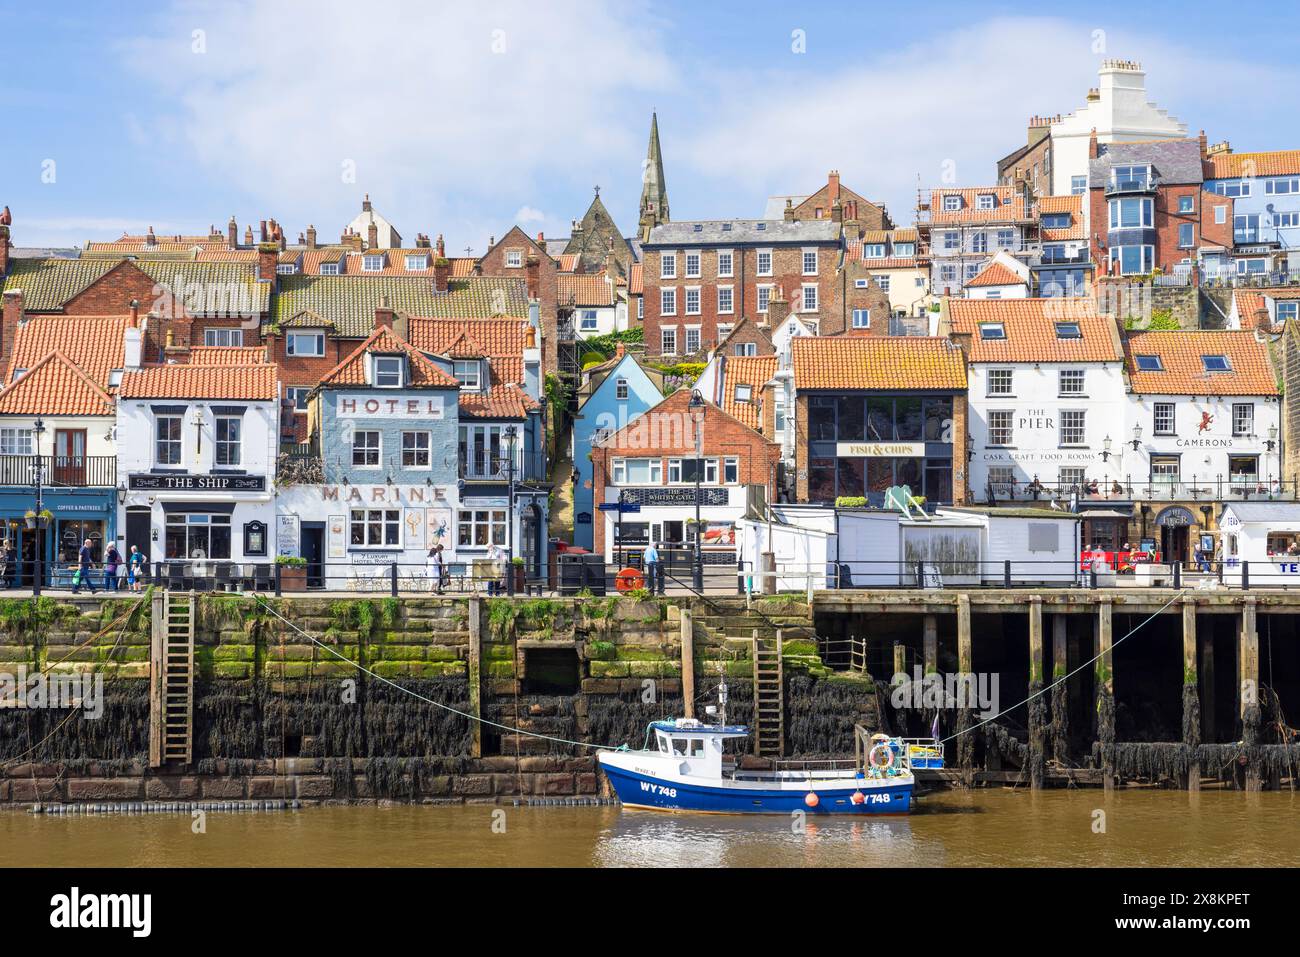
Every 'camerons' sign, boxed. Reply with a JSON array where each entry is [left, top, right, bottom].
[[129, 474, 267, 491]]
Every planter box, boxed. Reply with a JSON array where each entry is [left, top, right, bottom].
[[279, 566, 308, 592]]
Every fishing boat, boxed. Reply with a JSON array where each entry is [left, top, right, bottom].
[[598, 718, 939, 815]]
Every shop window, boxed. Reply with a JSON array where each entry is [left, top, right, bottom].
[[350, 509, 400, 548], [57, 520, 103, 564], [457, 509, 506, 547], [165, 513, 232, 560]]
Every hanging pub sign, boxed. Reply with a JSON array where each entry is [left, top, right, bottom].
[[622, 487, 729, 507], [128, 473, 266, 492]]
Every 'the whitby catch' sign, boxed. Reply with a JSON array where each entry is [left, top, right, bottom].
[[336, 394, 446, 418], [129, 474, 266, 491]]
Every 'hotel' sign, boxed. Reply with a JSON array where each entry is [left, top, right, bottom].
[[336, 394, 445, 418], [835, 442, 926, 458]]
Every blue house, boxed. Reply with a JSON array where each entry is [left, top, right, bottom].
[[1205, 148, 1300, 277], [570, 344, 663, 549], [278, 323, 462, 587]]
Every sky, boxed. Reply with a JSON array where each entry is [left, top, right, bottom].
[[2, 0, 1297, 252]]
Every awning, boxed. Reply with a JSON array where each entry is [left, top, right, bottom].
[[1078, 509, 1132, 519]]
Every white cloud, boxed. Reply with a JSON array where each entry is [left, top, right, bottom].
[[514, 205, 546, 224], [122, 0, 677, 247]]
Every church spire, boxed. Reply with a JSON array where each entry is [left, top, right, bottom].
[[639, 112, 669, 242]]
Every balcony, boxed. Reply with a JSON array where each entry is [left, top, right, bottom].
[[0, 455, 116, 488], [985, 476, 1298, 504], [1104, 173, 1160, 196], [459, 450, 548, 483]]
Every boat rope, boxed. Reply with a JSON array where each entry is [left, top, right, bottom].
[[247, 594, 623, 753], [937, 589, 1189, 746]]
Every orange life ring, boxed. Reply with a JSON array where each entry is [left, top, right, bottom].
[[615, 567, 645, 592]]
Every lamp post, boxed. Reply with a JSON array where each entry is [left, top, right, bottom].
[[1100, 435, 1113, 462], [687, 389, 706, 592], [1129, 424, 1143, 451], [32, 417, 45, 596], [504, 425, 518, 595]]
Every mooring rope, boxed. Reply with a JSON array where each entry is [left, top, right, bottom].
[[247, 594, 621, 752], [937, 589, 1189, 746]]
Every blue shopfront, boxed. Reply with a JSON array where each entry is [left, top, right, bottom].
[[0, 487, 117, 588]]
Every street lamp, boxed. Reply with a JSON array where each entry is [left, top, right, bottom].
[[504, 424, 518, 595], [32, 417, 45, 596], [1129, 424, 1143, 451], [1100, 435, 1113, 462], [687, 389, 706, 592], [1266, 424, 1278, 452]]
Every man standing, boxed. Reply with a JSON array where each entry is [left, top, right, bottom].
[[72, 538, 98, 594], [643, 541, 660, 593]]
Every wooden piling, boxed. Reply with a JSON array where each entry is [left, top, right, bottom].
[[1097, 600, 1114, 792], [468, 597, 483, 759], [680, 607, 695, 719], [1182, 596, 1200, 792], [955, 594, 974, 783], [892, 641, 906, 679], [1027, 596, 1045, 789], [1051, 614, 1068, 765], [1240, 597, 1261, 791], [923, 614, 937, 675], [1201, 631, 1215, 744], [956, 594, 972, 674]]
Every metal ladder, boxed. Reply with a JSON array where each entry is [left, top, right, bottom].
[[150, 591, 195, 766], [752, 631, 784, 758]]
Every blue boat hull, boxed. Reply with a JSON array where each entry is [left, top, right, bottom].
[[601, 763, 912, 815]]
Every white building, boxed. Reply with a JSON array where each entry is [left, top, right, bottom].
[[1123, 330, 1282, 498], [961, 251, 1030, 300], [116, 358, 280, 576], [1050, 59, 1188, 198], [950, 298, 1128, 501]]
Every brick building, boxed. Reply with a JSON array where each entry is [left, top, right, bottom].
[[588, 387, 778, 562], [766, 170, 892, 237], [642, 219, 842, 360], [1087, 135, 1234, 277]]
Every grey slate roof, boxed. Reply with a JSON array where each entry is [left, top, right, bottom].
[[1089, 138, 1205, 187], [645, 219, 841, 247], [1219, 502, 1300, 524]]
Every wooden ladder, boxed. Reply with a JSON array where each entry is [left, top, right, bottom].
[[150, 591, 195, 767], [752, 629, 784, 758]]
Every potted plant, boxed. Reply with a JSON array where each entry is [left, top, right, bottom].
[[23, 510, 37, 530], [511, 555, 526, 592], [38, 509, 53, 529], [276, 554, 308, 592]]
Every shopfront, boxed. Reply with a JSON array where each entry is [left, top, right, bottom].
[[0, 487, 116, 588], [1219, 502, 1300, 586]]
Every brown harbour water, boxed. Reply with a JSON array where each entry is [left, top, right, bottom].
[[3, 788, 1299, 867]]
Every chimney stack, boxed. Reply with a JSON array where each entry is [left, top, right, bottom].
[[243, 225, 254, 246], [784, 198, 795, 222], [145, 226, 156, 247], [362, 193, 372, 213], [433, 256, 450, 293], [1197, 129, 1208, 159], [374, 295, 395, 331], [827, 170, 841, 203], [766, 286, 789, 327], [124, 299, 143, 370], [536, 231, 545, 245], [435, 234, 445, 258], [1, 289, 24, 375], [306, 225, 317, 249], [525, 255, 540, 299], [1088, 127, 1099, 160], [227, 215, 237, 248], [831, 198, 843, 224], [259, 220, 268, 243], [367, 221, 379, 250], [0, 222, 10, 277], [257, 242, 279, 284]]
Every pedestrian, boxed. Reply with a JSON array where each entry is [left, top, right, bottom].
[[128, 544, 146, 592], [428, 543, 446, 594], [71, 538, 97, 594], [643, 541, 660, 593], [104, 542, 121, 591], [485, 541, 504, 595]]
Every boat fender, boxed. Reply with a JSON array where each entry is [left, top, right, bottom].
[[850, 791, 865, 805], [804, 792, 819, 808], [868, 743, 894, 769]]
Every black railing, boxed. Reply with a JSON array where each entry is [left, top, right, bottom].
[[0, 455, 116, 487], [459, 451, 548, 482], [986, 476, 1298, 504]]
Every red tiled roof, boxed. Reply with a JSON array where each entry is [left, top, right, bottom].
[[0, 352, 114, 416], [1123, 331, 1278, 395], [406, 316, 537, 419], [721, 356, 777, 430], [628, 263, 644, 295], [964, 261, 1025, 287], [1207, 150, 1300, 179], [791, 336, 966, 390], [949, 299, 1121, 362], [558, 254, 579, 272], [928, 187, 1028, 224], [119, 363, 279, 400], [1233, 290, 1271, 330], [408, 316, 529, 360], [557, 274, 614, 307], [189, 345, 268, 365], [1038, 194, 1086, 241], [317, 326, 459, 389], [5, 315, 130, 389], [457, 382, 539, 419]]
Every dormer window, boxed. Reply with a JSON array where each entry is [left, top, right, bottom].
[[894, 242, 915, 257], [320, 262, 341, 276], [977, 194, 996, 210], [362, 254, 384, 272], [405, 254, 429, 271], [943, 195, 962, 211], [276, 263, 297, 275], [453, 359, 481, 390], [505, 249, 523, 268], [373, 355, 404, 388], [734, 384, 752, 403], [863, 243, 885, 258], [286, 332, 325, 357]]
